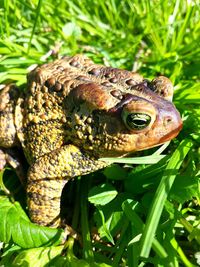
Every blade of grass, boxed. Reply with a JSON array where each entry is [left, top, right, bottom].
[[139, 139, 193, 258], [100, 154, 166, 164], [27, 0, 43, 54], [112, 219, 130, 267], [122, 200, 168, 260], [170, 237, 197, 267], [80, 178, 94, 262], [0, 169, 10, 195], [98, 209, 114, 245], [174, 3, 194, 50], [153, 141, 170, 155], [4, 0, 10, 36], [101, 142, 170, 165]]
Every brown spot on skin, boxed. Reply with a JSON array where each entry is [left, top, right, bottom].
[[130, 82, 147, 91], [76, 75, 90, 81], [110, 90, 122, 99], [109, 77, 118, 83], [40, 114, 46, 120], [43, 93, 49, 100], [101, 82, 111, 87], [126, 79, 137, 86], [45, 78, 56, 88], [54, 82, 62, 91], [69, 59, 80, 67], [104, 73, 110, 78], [56, 65, 64, 71], [88, 68, 101, 76]]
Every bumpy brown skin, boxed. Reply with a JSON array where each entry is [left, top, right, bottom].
[[0, 54, 182, 226]]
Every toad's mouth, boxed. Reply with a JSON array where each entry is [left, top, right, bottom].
[[159, 122, 183, 144]]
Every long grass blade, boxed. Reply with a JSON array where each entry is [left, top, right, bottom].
[[27, 0, 43, 54], [139, 139, 193, 258]]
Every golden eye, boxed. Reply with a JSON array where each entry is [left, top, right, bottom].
[[122, 112, 151, 130]]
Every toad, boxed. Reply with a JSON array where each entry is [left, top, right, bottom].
[[0, 55, 182, 226]]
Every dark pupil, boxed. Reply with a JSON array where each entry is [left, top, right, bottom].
[[127, 113, 151, 129], [132, 118, 147, 126]]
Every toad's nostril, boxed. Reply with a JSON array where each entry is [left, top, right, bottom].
[[164, 116, 173, 126], [166, 117, 172, 123]]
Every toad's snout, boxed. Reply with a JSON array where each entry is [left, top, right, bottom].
[[158, 105, 183, 143]]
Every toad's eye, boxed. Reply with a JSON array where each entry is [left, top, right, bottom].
[[122, 112, 151, 130]]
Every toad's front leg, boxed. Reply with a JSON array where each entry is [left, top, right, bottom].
[[27, 144, 107, 226]]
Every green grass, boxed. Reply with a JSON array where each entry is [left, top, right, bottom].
[[0, 0, 200, 266]]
